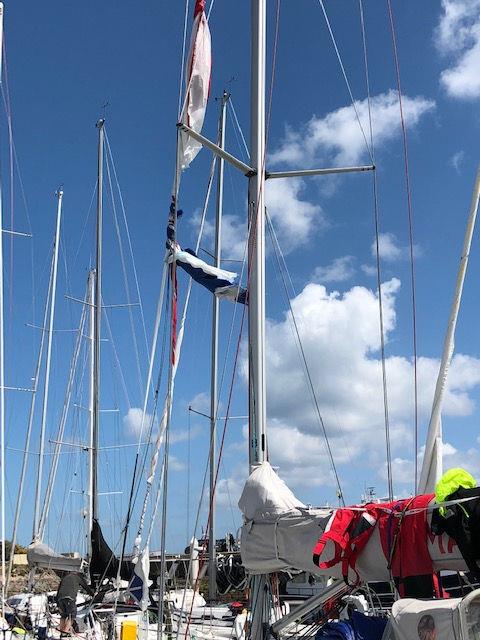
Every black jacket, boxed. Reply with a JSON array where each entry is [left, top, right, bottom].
[[56, 573, 94, 602], [431, 486, 480, 577]]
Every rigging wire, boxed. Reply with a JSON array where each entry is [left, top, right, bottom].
[[126, 152, 218, 538], [183, 299, 248, 640], [317, 0, 373, 164], [176, 148, 254, 640], [228, 99, 250, 161], [185, 4, 283, 628], [386, 0, 419, 491], [186, 408, 191, 543], [359, 0, 393, 500], [117, 138, 223, 602], [2, 36, 14, 326], [206, 0, 216, 22], [266, 210, 345, 505], [104, 132, 150, 367], [38, 290, 89, 537], [177, 0, 191, 120], [0, 64, 35, 335], [103, 307, 132, 408], [72, 183, 97, 271], [104, 143, 144, 401], [130, 283, 169, 515]]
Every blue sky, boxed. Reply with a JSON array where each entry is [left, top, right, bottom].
[[4, 0, 480, 555]]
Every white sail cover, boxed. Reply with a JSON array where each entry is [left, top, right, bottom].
[[27, 541, 83, 573], [238, 462, 306, 520], [178, 0, 211, 172], [239, 462, 470, 582], [384, 597, 461, 640], [239, 462, 338, 576]]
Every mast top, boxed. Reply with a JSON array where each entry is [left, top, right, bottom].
[[96, 118, 105, 129]]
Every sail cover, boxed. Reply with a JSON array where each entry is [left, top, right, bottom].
[[238, 461, 306, 520], [27, 541, 83, 573], [239, 462, 471, 582], [178, 0, 211, 171]]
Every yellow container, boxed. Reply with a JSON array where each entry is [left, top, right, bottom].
[[121, 620, 137, 640]]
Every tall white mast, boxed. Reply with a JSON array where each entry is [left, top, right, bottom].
[[419, 166, 480, 494], [6, 261, 53, 590], [208, 90, 229, 602], [249, 1, 269, 637], [0, 1, 5, 611], [88, 269, 95, 557], [92, 119, 105, 524], [33, 188, 63, 538], [248, 0, 267, 469]]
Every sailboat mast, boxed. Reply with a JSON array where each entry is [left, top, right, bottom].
[[0, 2, 5, 610], [419, 166, 480, 493], [87, 269, 95, 556], [248, 0, 267, 468], [92, 119, 105, 522], [208, 89, 229, 602], [249, 2, 268, 637], [33, 188, 64, 538], [6, 260, 53, 591]]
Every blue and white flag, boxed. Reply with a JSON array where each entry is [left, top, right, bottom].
[[174, 248, 247, 304]]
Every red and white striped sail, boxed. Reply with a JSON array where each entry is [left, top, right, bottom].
[[178, 0, 211, 172]]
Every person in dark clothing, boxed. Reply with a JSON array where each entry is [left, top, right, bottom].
[[56, 572, 94, 633]]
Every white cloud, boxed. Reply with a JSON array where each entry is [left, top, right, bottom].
[[188, 391, 211, 415], [374, 233, 403, 262], [192, 92, 432, 260], [270, 91, 435, 168], [123, 406, 202, 443], [216, 475, 245, 509], [237, 276, 480, 495], [371, 232, 422, 262], [379, 458, 415, 486], [312, 256, 356, 284], [196, 179, 325, 258], [391, 440, 480, 488], [123, 407, 153, 437], [266, 179, 326, 252], [170, 424, 203, 445], [169, 455, 186, 472], [190, 211, 247, 262], [361, 264, 378, 277], [450, 150, 465, 172], [436, 0, 480, 99]]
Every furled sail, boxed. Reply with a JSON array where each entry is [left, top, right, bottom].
[[129, 545, 151, 611], [178, 0, 212, 172]]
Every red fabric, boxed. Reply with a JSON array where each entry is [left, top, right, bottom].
[[313, 509, 377, 585], [313, 510, 358, 569], [313, 494, 435, 586], [377, 494, 434, 580], [194, 0, 206, 17]]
